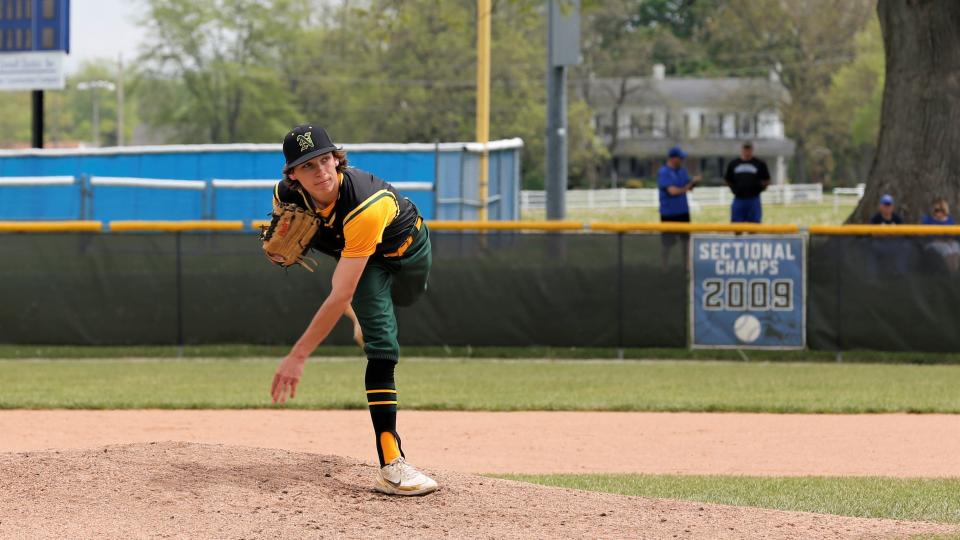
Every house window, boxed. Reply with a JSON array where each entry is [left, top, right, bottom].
[[739, 115, 753, 137], [704, 114, 722, 138]]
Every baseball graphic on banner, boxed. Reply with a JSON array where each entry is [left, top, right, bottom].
[[733, 314, 762, 343]]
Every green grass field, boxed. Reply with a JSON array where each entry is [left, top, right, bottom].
[[3, 357, 960, 412], [496, 474, 960, 524], [522, 202, 857, 226]]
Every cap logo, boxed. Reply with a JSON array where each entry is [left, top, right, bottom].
[[296, 132, 314, 151]]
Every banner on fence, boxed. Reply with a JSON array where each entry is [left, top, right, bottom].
[[690, 234, 805, 349]]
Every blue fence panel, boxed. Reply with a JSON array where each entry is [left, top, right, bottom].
[[349, 151, 437, 183], [212, 185, 275, 221], [91, 186, 205, 221], [0, 183, 81, 220], [398, 187, 434, 219], [0, 140, 522, 221], [435, 153, 465, 220]]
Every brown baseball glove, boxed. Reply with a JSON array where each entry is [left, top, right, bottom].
[[259, 203, 321, 271]]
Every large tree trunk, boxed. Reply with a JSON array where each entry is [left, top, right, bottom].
[[848, 0, 960, 223]]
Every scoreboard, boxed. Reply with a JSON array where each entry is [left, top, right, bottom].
[[0, 0, 69, 91], [0, 0, 69, 52], [690, 234, 806, 349]]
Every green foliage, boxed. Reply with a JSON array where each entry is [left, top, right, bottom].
[[823, 14, 884, 184], [126, 0, 604, 186], [0, 92, 31, 146], [699, 0, 875, 184], [136, 0, 305, 143], [2, 358, 960, 413], [498, 474, 960, 524]]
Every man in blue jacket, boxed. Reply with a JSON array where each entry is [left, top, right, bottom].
[[657, 146, 700, 269], [658, 146, 700, 223]]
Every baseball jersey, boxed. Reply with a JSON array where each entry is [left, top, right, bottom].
[[272, 167, 420, 259], [724, 157, 771, 199], [657, 164, 691, 217]]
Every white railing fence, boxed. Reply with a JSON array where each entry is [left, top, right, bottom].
[[521, 183, 834, 212]]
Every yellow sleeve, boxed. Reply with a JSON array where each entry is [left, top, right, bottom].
[[342, 190, 399, 258]]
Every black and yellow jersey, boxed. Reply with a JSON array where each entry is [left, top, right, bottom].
[[272, 167, 420, 259]]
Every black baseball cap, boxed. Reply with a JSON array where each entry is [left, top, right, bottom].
[[282, 124, 341, 174], [742, 140, 753, 148]]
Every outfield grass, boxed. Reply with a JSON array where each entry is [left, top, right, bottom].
[[497, 474, 960, 525], [2, 358, 960, 412], [1, 345, 959, 364], [522, 202, 857, 226]]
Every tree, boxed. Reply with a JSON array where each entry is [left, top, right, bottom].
[[295, 0, 603, 189], [823, 14, 884, 186], [61, 59, 138, 147], [848, 0, 960, 223], [136, 0, 305, 143], [700, 0, 874, 183]]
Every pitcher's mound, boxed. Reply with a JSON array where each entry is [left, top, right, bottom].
[[0, 442, 953, 539]]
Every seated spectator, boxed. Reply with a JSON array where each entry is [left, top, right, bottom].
[[869, 194, 903, 225], [921, 198, 957, 225], [920, 198, 959, 272]]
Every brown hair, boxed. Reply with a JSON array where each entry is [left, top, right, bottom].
[[332, 149, 348, 173]]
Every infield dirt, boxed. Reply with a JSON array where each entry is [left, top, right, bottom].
[[1, 442, 956, 540]]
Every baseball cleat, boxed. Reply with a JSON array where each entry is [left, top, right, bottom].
[[375, 457, 438, 496]]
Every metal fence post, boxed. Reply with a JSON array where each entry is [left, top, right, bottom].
[[175, 231, 184, 356], [617, 231, 625, 356], [434, 141, 440, 220], [78, 174, 87, 220]]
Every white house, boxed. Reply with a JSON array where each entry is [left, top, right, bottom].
[[585, 64, 796, 185]]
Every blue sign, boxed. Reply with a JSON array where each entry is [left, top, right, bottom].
[[0, 0, 70, 53], [690, 235, 805, 349]]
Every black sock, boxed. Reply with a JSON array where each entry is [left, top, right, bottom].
[[365, 359, 403, 466]]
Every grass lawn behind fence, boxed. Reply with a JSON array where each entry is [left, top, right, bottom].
[[496, 474, 960, 525], [522, 202, 857, 226], [2, 358, 960, 412]]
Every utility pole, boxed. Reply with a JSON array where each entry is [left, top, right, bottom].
[[77, 80, 116, 147], [476, 0, 491, 221], [117, 54, 125, 146], [545, 0, 580, 220]]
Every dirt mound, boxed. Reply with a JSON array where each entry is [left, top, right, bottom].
[[0, 442, 953, 539]]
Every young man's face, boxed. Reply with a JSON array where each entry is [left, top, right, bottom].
[[289, 153, 340, 199], [879, 203, 893, 218], [741, 146, 753, 160]]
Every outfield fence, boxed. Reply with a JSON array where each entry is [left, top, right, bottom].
[[1, 221, 957, 352]]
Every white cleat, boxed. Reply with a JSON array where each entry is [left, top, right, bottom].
[[375, 457, 439, 496]]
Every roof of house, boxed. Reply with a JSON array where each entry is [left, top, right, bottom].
[[584, 76, 790, 110]]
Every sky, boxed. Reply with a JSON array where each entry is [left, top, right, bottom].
[[65, 0, 146, 73]]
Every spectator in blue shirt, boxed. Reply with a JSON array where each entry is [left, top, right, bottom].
[[657, 146, 700, 270], [921, 198, 959, 272], [657, 146, 701, 222], [921, 198, 956, 225]]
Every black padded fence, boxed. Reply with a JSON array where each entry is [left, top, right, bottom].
[[807, 234, 960, 352], [4, 231, 957, 351]]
